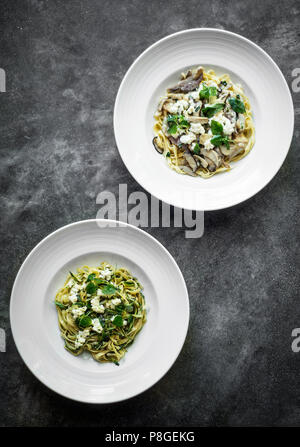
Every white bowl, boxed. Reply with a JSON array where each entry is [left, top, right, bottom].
[[10, 220, 189, 403], [114, 28, 294, 211]]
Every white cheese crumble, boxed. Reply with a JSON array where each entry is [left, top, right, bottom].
[[75, 329, 90, 349], [106, 297, 122, 309], [71, 306, 87, 318], [99, 268, 112, 280], [190, 122, 205, 135], [204, 139, 214, 150], [91, 297, 105, 313], [180, 132, 196, 145], [92, 318, 103, 334]]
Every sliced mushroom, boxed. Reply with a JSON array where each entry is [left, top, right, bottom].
[[194, 155, 208, 169], [152, 137, 163, 154], [193, 66, 204, 80], [183, 150, 197, 172], [180, 165, 198, 177], [168, 136, 180, 146], [202, 149, 222, 168], [204, 157, 217, 172], [167, 67, 203, 93], [199, 133, 211, 145], [186, 116, 209, 124]]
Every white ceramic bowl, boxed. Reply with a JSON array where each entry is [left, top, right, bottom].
[[10, 220, 189, 403], [114, 28, 294, 211]]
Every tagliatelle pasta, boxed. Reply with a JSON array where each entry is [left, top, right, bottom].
[[55, 262, 146, 364], [153, 67, 255, 178]]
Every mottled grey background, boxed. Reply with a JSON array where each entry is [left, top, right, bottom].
[[0, 0, 299, 427]]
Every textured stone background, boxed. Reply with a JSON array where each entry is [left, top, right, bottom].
[[0, 0, 300, 427]]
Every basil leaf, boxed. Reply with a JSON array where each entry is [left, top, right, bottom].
[[228, 97, 246, 114], [86, 281, 97, 295], [178, 116, 189, 129], [193, 143, 201, 155], [167, 114, 177, 123], [211, 120, 223, 135], [166, 152, 170, 157], [202, 103, 224, 118], [111, 315, 123, 327], [200, 85, 217, 99], [168, 123, 177, 134], [55, 301, 67, 309], [87, 273, 96, 282], [101, 284, 118, 296], [210, 135, 230, 149], [78, 315, 92, 328]]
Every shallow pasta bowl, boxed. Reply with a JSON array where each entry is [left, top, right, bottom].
[[10, 220, 189, 403], [114, 28, 294, 211]]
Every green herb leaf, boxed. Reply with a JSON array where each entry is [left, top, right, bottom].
[[77, 315, 92, 328], [101, 284, 118, 296], [111, 315, 123, 327], [210, 135, 230, 149], [166, 152, 170, 157], [193, 143, 201, 155], [201, 103, 224, 118], [211, 120, 224, 135], [55, 301, 67, 309], [87, 273, 96, 282], [86, 281, 97, 295], [228, 97, 246, 114], [168, 123, 177, 134], [200, 85, 217, 99]]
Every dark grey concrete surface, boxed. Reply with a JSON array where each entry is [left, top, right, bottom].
[[0, 0, 300, 427]]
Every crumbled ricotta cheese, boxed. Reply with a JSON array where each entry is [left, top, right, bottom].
[[190, 122, 205, 135], [106, 298, 122, 309], [99, 268, 112, 280], [204, 139, 214, 150], [92, 318, 103, 334], [189, 90, 200, 100], [75, 329, 90, 349], [71, 306, 87, 318], [180, 133, 196, 145], [91, 297, 105, 313]]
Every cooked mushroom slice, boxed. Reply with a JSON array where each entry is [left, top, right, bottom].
[[168, 136, 180, 146], [180, 70, 192, 80], [204, 157, 217, 172], [186, 116, 209, 124], [194, 155, 208, 169], [180, 165, 198, 177], [193, 66, 204, 80], [199, 133, 211, 145], [202, 149, 222, 168], [167, 67, 203, 93], [183, 150, 197, 172], [152, 137, 163, 154]]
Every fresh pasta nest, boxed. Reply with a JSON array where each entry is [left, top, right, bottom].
[[55, 262, 146, 364], [153, 66, 255, 178]]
